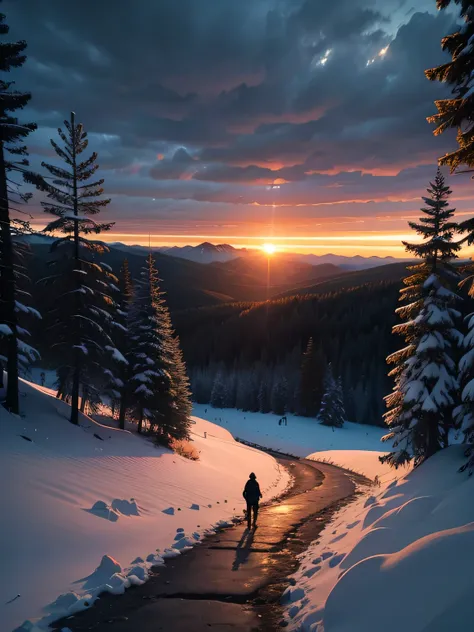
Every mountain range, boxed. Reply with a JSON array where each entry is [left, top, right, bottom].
[[23, 236, 408, 312], [111, 240, 402, 270]]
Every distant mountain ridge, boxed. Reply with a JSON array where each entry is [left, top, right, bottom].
[[110, 241, 403, 270]]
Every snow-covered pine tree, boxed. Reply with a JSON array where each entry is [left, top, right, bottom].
[[0, 8, 43, 413], [129, 254, 190, 443], [334, 377, 347, 426], [297, 337, 326, 416], [34, 112, 115, 425], [210, 370, 227, 408], [108, 259, 134, 430], [382, 170, 462, 468], [425, 0, 474, 173], [319, 365, 345, 428], [456, 313, 474, 473]]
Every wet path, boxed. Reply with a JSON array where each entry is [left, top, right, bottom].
[[53, 458, 369, 632]]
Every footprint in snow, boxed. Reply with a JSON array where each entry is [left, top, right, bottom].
[[346, 520, 360, 529], [330, 533, 347, 544], [303, 565, 321, 578], [162, 507, 175, 516], [321, 552, 333, 560], [329, 553, 346, 568], [190, 504, 200, 511]]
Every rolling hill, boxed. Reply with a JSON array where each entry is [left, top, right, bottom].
[[274, 261, 412, 299], [27, 243, 349, 310]]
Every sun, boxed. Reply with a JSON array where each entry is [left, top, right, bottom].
[[262, 243, 276, 255]]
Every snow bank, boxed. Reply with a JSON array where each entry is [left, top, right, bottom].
[[307, 449, 410, 481], [0, 379, 289, 631], [286, 446, 474, 632], [193, 404, 386, 458]]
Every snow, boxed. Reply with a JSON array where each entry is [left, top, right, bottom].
[[0, 379, 290, 631], [306, 449, 410, 481], [0, 323, 13, 336], [285, 446, 474, 632], [192, 405, 387, 458], [105, 345, 128, 364]]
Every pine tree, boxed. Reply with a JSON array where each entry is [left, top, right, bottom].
[[319, 369, 345, 428], [425, 0, 474, 173], [0, 8, 43, 413], [271, 376, 287, 415], [210, 370, 227, 408], [334, 377, 347, 426], [129, 254, 190, 443], [382, 171, 462, 468], [108, 260, 134, 430], [258, 379, 271, 413], [168, 334, 193, 440], [34, 112, 114, 424], [297, 338, 326, 416]]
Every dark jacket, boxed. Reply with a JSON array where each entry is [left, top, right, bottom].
[[243, 479, 262, 504]]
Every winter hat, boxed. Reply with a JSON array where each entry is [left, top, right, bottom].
[[249, 472, 256, 479]]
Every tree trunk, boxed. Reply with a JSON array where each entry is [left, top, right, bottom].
[[426, 416, 440, 459], [0, 142, 19, 414], [118, 392, 127, 430], [138, 405, 143, 434], [69, 112, 81, 426], [70, 363, 80, 424], [80, 389, 87, 413]]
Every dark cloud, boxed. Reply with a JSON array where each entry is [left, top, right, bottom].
[[4, 0, 466, 239]]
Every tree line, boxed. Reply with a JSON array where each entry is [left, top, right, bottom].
[[174, 282, 398, 426], [0, 9, 191, 445]]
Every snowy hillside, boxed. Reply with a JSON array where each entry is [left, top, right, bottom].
[[0, 380, 289, 631], [193, 405, 386, 459], [285, 447, 474, 632], [306, 450, 410, 481]]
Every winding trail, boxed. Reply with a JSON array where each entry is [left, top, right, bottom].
[[53, 457, 370, 632]]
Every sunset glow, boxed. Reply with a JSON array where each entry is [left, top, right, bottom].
[[262, 243, 276, 255]]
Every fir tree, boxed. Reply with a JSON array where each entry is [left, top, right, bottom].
[[425, 0, 474, 173], [35, 112, 114, 425], [319, 368, 345, 428], [210, 370, 227, 408], [271, 376, 287, 415], [297, 337, 325, 417], [258, 379, 271, 413], [0, 8, 42, 413], [168, 334, 193, 440], [129, 254, 190, 443], [109, 260, 134, 430], [382, 171, 462, 468]]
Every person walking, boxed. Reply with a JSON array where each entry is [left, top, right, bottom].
[[243, 472, 262, 530]]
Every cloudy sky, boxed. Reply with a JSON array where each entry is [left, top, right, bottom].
[[6, 0, 471, 255]]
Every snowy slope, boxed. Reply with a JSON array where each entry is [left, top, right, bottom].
[[306, 449, 410, 481], [285, 446, 474, 632], [193, 405, 386, 458], [0, 380, 289, 631]]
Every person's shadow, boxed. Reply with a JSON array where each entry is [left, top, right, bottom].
[[232, 528, 256, 571]]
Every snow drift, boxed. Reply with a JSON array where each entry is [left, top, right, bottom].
[[0, 379, 289, 631], [193, 404, 386, 458], [286, 446, 474, 632]]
